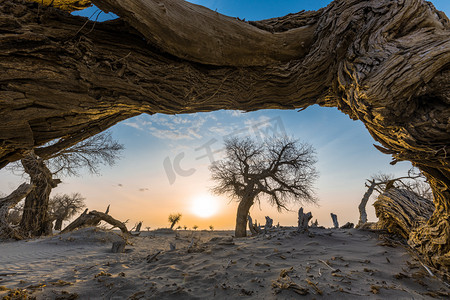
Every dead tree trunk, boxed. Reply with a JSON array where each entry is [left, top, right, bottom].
[[264, 216, 273, 229], [330, 213, 339, 228], [374, 189, 435, 239], [297, 207, 312, 233], [19, 152, 61, 237], [0, 183, 34, 239], [247, 215, 261, 236], [135, 221, 142, 233], [357, 180, 376, 227], [0, 0, 449, 270], [61, 207, 129, 235], [373, 188, 447, 273], [54, 218, 64, 231], [235, 197, 254, 238]]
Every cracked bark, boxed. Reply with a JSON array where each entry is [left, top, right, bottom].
[[0, 0, 449, 270], [19, 152, 61, 237]]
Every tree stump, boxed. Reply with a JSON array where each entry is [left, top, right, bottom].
[[330, 213, 339, 228], [247, 215, 261, 236], [298, 207, 312, 233], [264, 216, 273, 229], [111, 241, 126, 253]]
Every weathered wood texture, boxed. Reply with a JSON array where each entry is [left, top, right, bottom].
[[0, 183, 33, 239], [27, 0, 91, 11], [373, 188, 450, 275], [375, 189, 435, 239], [0, 0, 449, 269], [92, 0, 317, 67]]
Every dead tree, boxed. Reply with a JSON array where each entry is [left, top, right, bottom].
[[357, 169, 430, 227], [358, 179, 377, 227], [0, 183, 34, 239], [0, 0, 449, 271], [49, 193, 86, 230], [20, 152, 61, 237], [61, 206, 129, 235], [211, 136, 318, 237]]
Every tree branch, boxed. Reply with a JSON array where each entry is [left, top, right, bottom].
[[92, 0, 317, 66]]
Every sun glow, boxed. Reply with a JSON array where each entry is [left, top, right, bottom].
[[191, 195, 219, 218]]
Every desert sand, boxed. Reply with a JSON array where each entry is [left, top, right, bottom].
[[0, 226, 449, 299]]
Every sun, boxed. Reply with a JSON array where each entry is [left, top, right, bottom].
[[191, 195, 219, 218]]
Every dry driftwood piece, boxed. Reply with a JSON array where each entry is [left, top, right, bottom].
[[374, 189, 434, 239], [298, 207, 312, 232], [1, 0, 449, 271], [61, 206, 129, 235], [0, 183, 34, 240], [330, 213, 339, 228], [272, 268, 308, 295]]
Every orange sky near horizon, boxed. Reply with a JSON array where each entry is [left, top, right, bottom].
[[0, 107, 415, 231]]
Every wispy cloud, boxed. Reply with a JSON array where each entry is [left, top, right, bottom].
[[124, 114, 213, 140], [123, 112, 284, 142]]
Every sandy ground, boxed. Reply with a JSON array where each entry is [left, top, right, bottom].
[[0, 227, 449, 299]]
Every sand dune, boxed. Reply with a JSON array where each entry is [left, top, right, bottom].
[[0, 227, 448, 299]]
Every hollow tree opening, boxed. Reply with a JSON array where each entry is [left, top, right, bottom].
[[0, 0, 449, 271]]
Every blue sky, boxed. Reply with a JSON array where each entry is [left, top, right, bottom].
[[2, 0, 448, 230]]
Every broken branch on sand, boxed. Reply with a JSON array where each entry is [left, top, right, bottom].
[[319, 259, 340, 273], [61, 205, 129, 235], [146, 251, 162, 263]]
